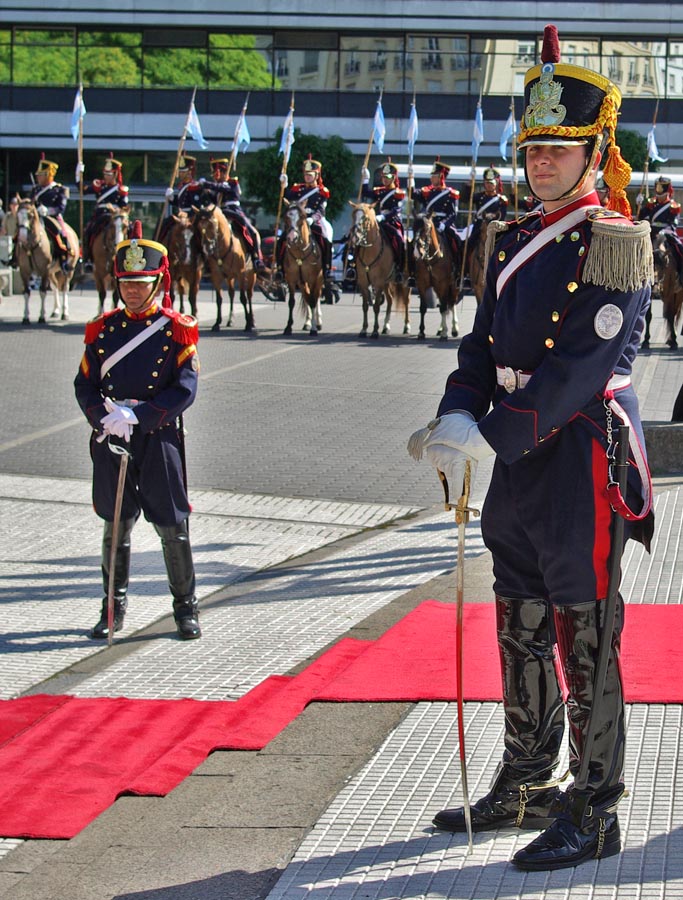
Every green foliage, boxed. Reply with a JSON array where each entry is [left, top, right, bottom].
[[614, 127, 657, 174], [239, 128, 356, 221]]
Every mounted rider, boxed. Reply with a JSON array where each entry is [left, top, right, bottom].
[[81, 155, 131, 270], [29, 155, 72, 273], [638, 175, 683, 278], [360, 159, 407, 281], [277, 155, 334, 283], [202, 156, 265, 270], [411, 156, 462, 274], [157, 154, 204, 246], [468, 165, 509, 249]]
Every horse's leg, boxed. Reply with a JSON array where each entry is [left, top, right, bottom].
[[315, 295, 322, 333], [641, 306, 652, 349], [38, 286, 48, 324], [438, 300, 449, 341], [61, 285, 69, 321], [284, 285, 295, 335], [211, 286, 222, 332], [240, 287, 252, 332], [22, 288, 31, 325], [665, 306, 678, 349], [359, 288, 370, 338], [302, 291, 312, 332], [226, 282, 235, 327], [372, 290, 383, 339], [380, 290, 391, 337]]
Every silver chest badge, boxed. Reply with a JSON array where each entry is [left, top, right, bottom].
[[594, 304, 623, 340]]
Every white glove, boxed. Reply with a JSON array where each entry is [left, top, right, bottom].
[[280, 173, 288, 187], [423, 412, 494, 462], [376, 214, 385, 223], [636, 193, 644, 205], [198, 177, 206, 186], [76, 162, 85, 183], [437, 222, 446, 232], [361, 167, 370, 183], [425, 445, 475, 495], [165, 187, 174, 200], [37, 205, 48, 217], [101, 398, 139, 443]]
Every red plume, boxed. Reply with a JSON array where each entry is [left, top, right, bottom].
[[130, 220, 143, 240], [541, 24, 561, 64]]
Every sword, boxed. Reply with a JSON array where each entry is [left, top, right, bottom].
[[106, 442, 130, 648], [438, 461, 480, 854]]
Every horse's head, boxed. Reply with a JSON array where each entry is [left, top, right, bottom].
[[348, 202, 377, 247], [284, 201, 310, 246], [15, 199, 39, 245]]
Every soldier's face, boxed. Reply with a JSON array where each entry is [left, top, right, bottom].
[[36, 171, 49, 184], [430, 173, 442, 186], [525, 144, 595, 209], [118, 279, 159, 314], [483, 180, 496, 194], [103, 172, 116, 184], [303, 171, 317, 184]]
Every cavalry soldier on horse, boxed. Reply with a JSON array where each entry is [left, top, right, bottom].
[[30, 155, 72, 274], [411, 156, 461, 280], [202, 156, 265, 270], [278, 155, 334, 283], [82, 155, 131, 270], [158, 154, 204, 246], [360, 160, 407, 282], [638, 175, 680, 234], [473, 166, 509, 221]]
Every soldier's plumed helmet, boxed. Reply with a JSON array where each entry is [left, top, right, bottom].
[[36, 155, 58, 178], [378, 162, 398, 179], [103, 158, 123, 174], [517, 23, 631, 215], [114, 236, 168, 283], [210, 157, 229, 171], [483, 167, 499, 183], [178, 154, 196, 173], [431, 157, 451, 178], [654, 176, 673, 198], [303, 157, 322, 173]]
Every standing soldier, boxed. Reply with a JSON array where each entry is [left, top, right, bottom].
[[74, 223, 202, 641], [30, 154, 72, 273], [411, 156, 462, 280], [409, 23, 654, 871], [203, 157, 265, 270], [360, 160, 407, 281], [158, 154, 204, 246], [82, 155, 131, 270], [277, 155, 334, 283]]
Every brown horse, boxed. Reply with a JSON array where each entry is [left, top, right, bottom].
[[165, 211, 203, 317], [193, 200, 255, 332], [91, 204, 129, 314], [413, 213, 461, 341], [348, 202, 410, 339], [281, 201, 324, 336], [13, 199, 79, 323], [649, 229, 683, 349], [464, 215, 495, 306]]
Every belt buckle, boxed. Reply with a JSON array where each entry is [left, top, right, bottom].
[[502, 366, 517, 394]]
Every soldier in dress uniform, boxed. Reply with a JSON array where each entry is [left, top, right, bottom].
[[473, 166, 509, 220], [74, 223, 202, 642], [278, 155, 334, 282], [360, 159, 407, 280], [411, 156, 462, 278], [81, 155, 131, 269], [29, 155, 72, 273], [157, 153, 204, 246], [638, 175, 680, 234], [202, 157, 265, 270], [409, 24, 654, 871]]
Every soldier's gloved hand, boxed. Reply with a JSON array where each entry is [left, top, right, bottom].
[[438, 222, 446, 232], [92, 179, 102, 190], [636, 193, 644, 206], [101, 399, 139, 443], [423, 412, 494, 462], [425, 446, 475, 496], [376, 214, 385, 223], [361, 167, 370, 183], [37, 205, 48, 217], [76, 163, 85, 183], [165, 187, 174, 200], [280, 174, 288, 188]]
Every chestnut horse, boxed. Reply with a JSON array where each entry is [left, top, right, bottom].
[[91, 204, 129, 314], [413, 213, 461, 341], [281, 201, 324, 336], [464, 215, 496, 307], [13, 199, 79, 323], [165, 211, 203, 317], [647, 229, 683, 349], [194, 200, 255, 332], [348, 202, 410, 339]]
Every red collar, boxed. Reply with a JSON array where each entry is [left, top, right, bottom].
[[540, 191, 601, 227], [124, 303, 159, 321]]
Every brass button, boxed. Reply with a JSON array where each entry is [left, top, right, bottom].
[[157, 358, 163, 364], [146, 320, 152, 327], [567, 282, 578, 293], [578, 246, 586, 256], [523, 448, 530, 455], [570, 231, 580, 241], [166, 330, 173, 337], [98, 348, 104, 355], [551, 311, 560, 322], [488, 335, 494, 344], [163, 345, 169, 351], [122, 321, 127, 327], [498, 250, 506, 261], [148, 385, 154, 390], [555, 235, 564, 243], [545, 338, 555, 348], [538, 435, 545, 442], [152, 371, 158, 378], [99, 331, 105, 338], [551, 426, 558, 433]]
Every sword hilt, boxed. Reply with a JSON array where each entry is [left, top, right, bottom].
[[438, 466, 480, 524]]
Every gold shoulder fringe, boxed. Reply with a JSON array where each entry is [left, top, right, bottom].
[[484, 220, 509, 271], [583, 219, 654, 292]]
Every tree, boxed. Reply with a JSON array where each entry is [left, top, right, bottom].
[[239, 128, 355, 222], [614, 127, 658, 174]]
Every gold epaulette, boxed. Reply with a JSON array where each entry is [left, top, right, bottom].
[[583, 212, 654, 292], [484, 219, 510, 270]]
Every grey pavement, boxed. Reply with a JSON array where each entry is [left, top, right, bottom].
[[0, 285, 681, 899]]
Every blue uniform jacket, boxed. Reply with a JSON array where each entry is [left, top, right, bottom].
[[30, 183, 68, 217]]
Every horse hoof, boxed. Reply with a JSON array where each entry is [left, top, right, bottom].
[[641, 340, 650, 350], [452, 328, 459, 338], [211, 323, 220, 332], [284, 326, 292, 335], [439, 333, 448, 342], [62, 314, 69, 322], [417, 332, 426, 341], [403, 326, 410, 335], [50, 311, 59, 319], [359, 330, 367, 338], [38, 316, 46, 324], [667, 340, 678, 349], [372, 332, 380, 340], [22, 317, 30, 325]]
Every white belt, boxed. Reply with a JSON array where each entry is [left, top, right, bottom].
[[496, 366, 631, 394]]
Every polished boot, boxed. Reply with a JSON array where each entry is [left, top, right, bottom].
[[433, 596, 565, 832], [513, 597, 625, 870], [155, 520, 201, 640], [91, 518, 135, 639]]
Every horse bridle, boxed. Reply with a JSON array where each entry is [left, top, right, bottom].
[[196, 205, 234, 262], [351, 208, 386, 272], [416, 215, 444, 263], [285, 206, 319, 264]]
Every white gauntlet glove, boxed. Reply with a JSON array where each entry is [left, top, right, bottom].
[[101, 398, 139, 443], [407, 411, 494, 488], [361, 167, 370, 183], [279, 173, 288, 188], [165, 187, 174, 200], [37, 205, 48, 217]]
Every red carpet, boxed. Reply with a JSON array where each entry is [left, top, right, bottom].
[[1, 601, 681, 839]]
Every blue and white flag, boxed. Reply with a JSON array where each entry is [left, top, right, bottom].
[[279, 108, 295, 164], [499, 109, 518, 161], [70, 85, 86, 142], [186, 101, 208, 149], [471, 101, 484, 164], [407, 103, 419, 160], [373, 100, 386, 153], [647, 126, 668, 163], [231, 112, 251, 155]]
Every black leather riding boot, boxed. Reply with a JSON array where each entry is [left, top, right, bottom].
[[513, 597, 625, 870], [155, 520, 201, 640], [433, 596, 565, 832], [91, 518, 135, 639], [323, 239, 333, 280]]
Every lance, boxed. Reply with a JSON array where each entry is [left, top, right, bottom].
[[106, 442, 130, 647], [438, 460, 480, 854], [457, 95, 482, 300], [405, 92, 417, 278], [575, 426, 629, 791], [155, 86, 197, 241], [637, 100, 659, 220], [76, 82, 85, 244], [510, 96, 519, 219], [226, 92, 250, 180], [272, 93, 295, 278], [357, 87, 383, 202]]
